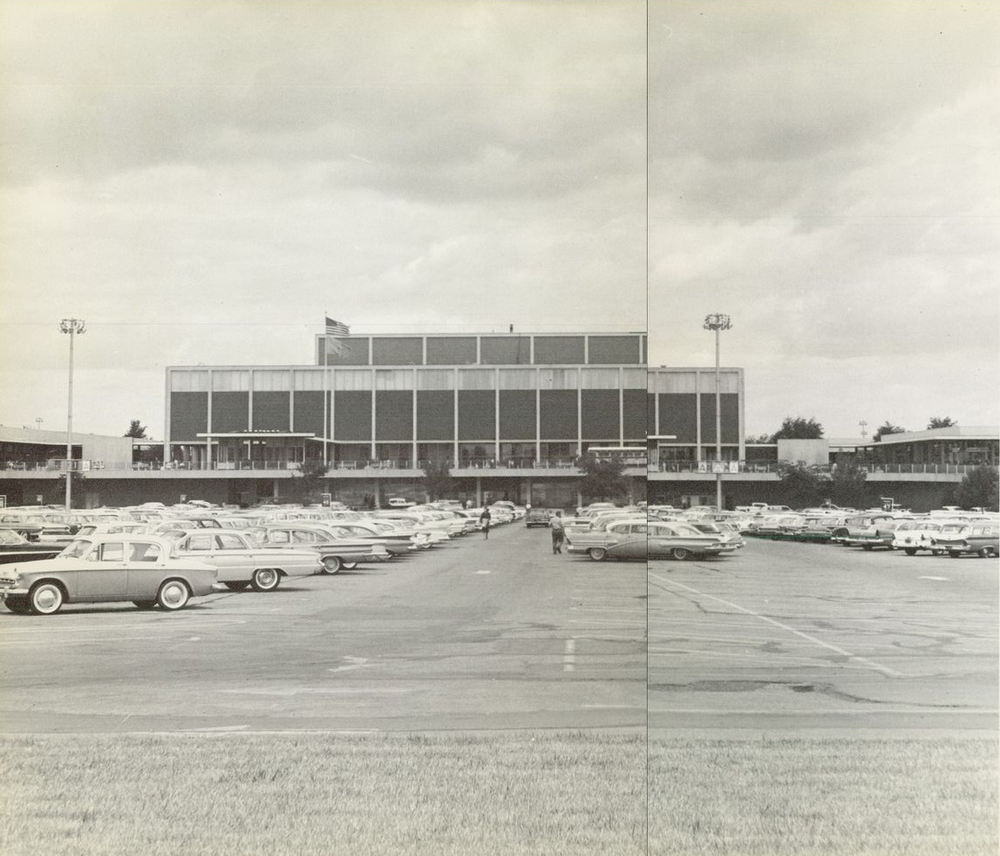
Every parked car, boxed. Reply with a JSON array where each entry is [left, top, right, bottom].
[[0, 535, 217, 615], [171, 530, 321, 591], [843, 518, 911, 550], [648, 522, 732, 560], [0, 528, 66, 565], [892, 520, 944, 555], [932, 523, 998, 558], [566, 519, 649, 561], [525, 508, 557, 528], [248, 524, 391, 572]]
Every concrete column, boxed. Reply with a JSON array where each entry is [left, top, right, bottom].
[[494, 368, 501, 463], [411, 378, 418, 468], [370, 387, 377, 461], [695, 369, 703, 462], [475, 477, 482, 506], [523, 477, 531, 506], [576, 383, 582, 457], [453, 370, 459, 465]]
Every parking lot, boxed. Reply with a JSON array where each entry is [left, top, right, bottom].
[[3, 525, 997, 854], [649, 538, 998, 855], [1, 522, 646, 734]]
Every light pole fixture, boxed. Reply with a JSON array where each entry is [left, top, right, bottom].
[[59, 318, 86, 510], [703, 313, 731, 511]]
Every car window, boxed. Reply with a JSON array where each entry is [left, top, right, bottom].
[[185, 533, 215, 551], [292, 531, 316, 544], [630, 524, 648, 534], [98, 542, 125, 561], [130, 542, 161, 562], [60, 539, 94, 559], [268, 530, 291, 544], [216, 534, 245, 550]]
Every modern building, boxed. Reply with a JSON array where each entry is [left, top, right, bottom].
[[2, 329, 995, 512], [162, 330, 649, 507]]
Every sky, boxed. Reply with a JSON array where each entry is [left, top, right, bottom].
[[1, 0, 997, 441], [649, 0, 1000, 437]]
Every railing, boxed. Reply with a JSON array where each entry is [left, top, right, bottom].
[[652, 461, 998, 475], [55, 457, 592, 473]]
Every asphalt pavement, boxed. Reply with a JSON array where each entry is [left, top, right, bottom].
[[649, 539, 999, 736], [0, 523, 646, 734]]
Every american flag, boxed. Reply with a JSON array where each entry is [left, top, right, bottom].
[[325, 317, 350, 336]]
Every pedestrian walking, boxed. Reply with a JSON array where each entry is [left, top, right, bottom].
[[550, 512, 565, 554], [479, 507, 491, 539]]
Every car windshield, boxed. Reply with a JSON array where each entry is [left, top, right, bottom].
[[672, 525, 703, 537], [0, 529, 26, 545], [59, 539, 94, 559]]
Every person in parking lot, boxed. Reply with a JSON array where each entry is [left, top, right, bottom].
[[550, 512, 565, 554], [479, 507, 491, 539]]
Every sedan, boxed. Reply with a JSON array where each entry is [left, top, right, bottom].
[[0, 535, 217, 615], [0, 528, 65, 565]]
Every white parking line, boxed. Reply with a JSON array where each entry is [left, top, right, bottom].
[[649, 573, 904, 679], [563, 638, 576, 671], [918, 576, 949, 581]]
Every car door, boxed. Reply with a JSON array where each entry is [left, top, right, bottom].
[[76, 540, 129, 601], [614, 523, 648, 559], [125, 540, 167, 599], [212, 533, 255, 581], [648, 524, 674, 558]]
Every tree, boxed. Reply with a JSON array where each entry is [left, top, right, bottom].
[[421, 460, 455, 501], [769, 417, 824, 442], [777, 463, 825, 508], [927, 417, 956, 429], [956, 465, 999, 511], [576, 453, 630, 503], [873, 421, 906, 442], [291, 459, 330, 503], [829, 462, 868, 509], [124, 419, 147, 439], [745, 433, 772, 444]]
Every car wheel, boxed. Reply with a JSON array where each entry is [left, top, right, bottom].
[[4, 596, 31, 615], [948, 552, 960, 558], [862, 544, 873, 551], [588, 547, 607, 561], [224, 581, 250, 591], [671, 547, 691, 561], [156, 579, 190, 611], [342, 561, 358, 570], [251, 568, 281, 592], [322, 556, 342, 575], [978, 546, 997, 558], [133, 601, 156, 610], [904, 548, 917, 556], [29, 581, 64, 615]]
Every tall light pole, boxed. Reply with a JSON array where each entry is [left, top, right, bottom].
[[703, 313, 731, 511], [59, 318, 86, 510]]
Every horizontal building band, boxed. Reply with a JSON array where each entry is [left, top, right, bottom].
[[311, 332, 647, 366]]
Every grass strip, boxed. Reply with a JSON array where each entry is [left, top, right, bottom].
[[1, 730, 646, 856], [649, 736, 998, 856]]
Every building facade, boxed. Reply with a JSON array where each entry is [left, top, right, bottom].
[[163, 331, 650, 507], [2, 330, 995, 511]]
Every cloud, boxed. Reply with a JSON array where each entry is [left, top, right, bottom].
[[649, 1, 1000, 434]]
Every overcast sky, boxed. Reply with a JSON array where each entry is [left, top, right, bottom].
[[649, 0, 999, 437], [1, 0, 997, 440]]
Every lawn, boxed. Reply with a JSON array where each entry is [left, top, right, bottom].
[[0, 730, 646, 856], [649, 736, 998, 856]]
